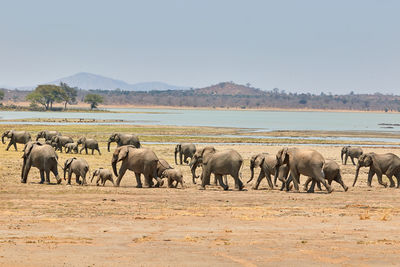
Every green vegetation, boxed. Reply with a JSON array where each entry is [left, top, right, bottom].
[[26, 83, 78, 111], [60, 82, 78, 109], [84, 93, 103, 110]]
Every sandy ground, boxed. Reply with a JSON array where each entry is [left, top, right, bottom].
[[1, 142, 400, 266]]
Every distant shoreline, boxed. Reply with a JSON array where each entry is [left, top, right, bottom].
[[2, 101, 400, 114]]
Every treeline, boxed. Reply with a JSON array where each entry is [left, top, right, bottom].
[[2, 82, 400, 112]]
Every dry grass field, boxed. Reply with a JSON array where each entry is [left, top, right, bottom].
[[1, 125, 400, 266]]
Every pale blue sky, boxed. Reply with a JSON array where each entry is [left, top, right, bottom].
[[1, 0, 399, 94]]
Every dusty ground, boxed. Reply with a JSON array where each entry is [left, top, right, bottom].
[[1, 136, 400, 266]]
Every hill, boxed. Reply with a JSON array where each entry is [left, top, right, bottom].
[[195, 82, 265, 96]]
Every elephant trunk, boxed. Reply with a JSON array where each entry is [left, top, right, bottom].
[[1, 133, 6, 144], [353, 164, 361, 187], [341, 150, 345, 164], [36, 135, 40, 141], [107, 139, 112, 152], [111, 157, 118, 177], [190, 162, 199, 183], [174, 149, 178, 165], [247, 166, 255, 184]]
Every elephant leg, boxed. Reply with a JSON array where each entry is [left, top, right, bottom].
[[179, 152, 183, 165], [252, 170, 265, 190], [79, 147, 84, 154], [387, 175, 396, 188], [334, 175, 348, 192], [21, 161, 31, 183], [285, 174, 293, 191], [303, 177, 312, 191], [394, 173, 400, 188], [82, 173, 87, 185], [344, 154, 348, 165], [13, 142, 18, 151], [97, 148, 101, 155], [76, 174, 82, 185], [6, 141, 12, 151], [167, 177, 173, 188], [96, 176, 101, 186], [45, 170, 51, 184], [317, 181, 322, 191], [223, 175, 228, 187], [39, 170, 45, 184], [313, 169, 332, 193], [51, 166, 61, 184], [265, 173, 274, 189], [307, 179, 316, 193], [134, 172, 143, 188], [67, 171, 73, 185], [367, 169, 375, 187], [85, 147, 88, 154], [351, 157, 356, 166], [91, 149, 94, 155], [290, 170, 300, 192], [215, 174, 228, 190], [375, 171, 387, 188], [213, 175, 218, 186], [183, 155, 188, 164]]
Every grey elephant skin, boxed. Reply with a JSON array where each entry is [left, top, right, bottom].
[[2, 130, 31, 151], [275, 147, 333, 193], [65, 142, 79, 154], [112, 145, 163, 188], [353, 152, 400, 188], [247, 153, 289, 190], [190, 146, 244, 190], [107, 133, 140, 152], [36, 130, 61, 141], [341, 146, 363, 165], [161, 168, 184, 188], [302, 160, 348, 192], [91, 168, 114, 186], [64, 157, 90, 185], [51, 136, 74, 153], [175, 143, 196, 165], [157, 158, 172, 177], [77, 137, 101, 155], [21, 142, 61, 184]]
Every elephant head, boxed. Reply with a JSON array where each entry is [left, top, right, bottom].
[[91, 168, 102, 182], [64, 158, 76, 180], [174, 144, 181, 164], [111, 145, 134, 176], [77, 137, 86, 145], [21, 141, 43, 182], [36, 130, 46, 141], [189, 147, 216, 182], [341, 146, 349, 163], [2, 130, 12, 144], [108, 133, 120, 152], [275, 147, 290, 179], [51, 136, 60, 144], [353, 153, 374, 187], [248, 154, 267, 183]]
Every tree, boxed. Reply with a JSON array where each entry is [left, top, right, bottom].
[[60, 82, 78, 109], [84, 93, 103, 110], [0, 90, 4, 102], [26, 85, 64, 110]]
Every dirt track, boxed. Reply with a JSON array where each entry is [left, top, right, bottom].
[[1, 144, 400, 266]]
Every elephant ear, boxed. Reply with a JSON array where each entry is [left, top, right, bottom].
[[364, 154, 373, 166], [254, 154, 265, 167], [201, 147, 216, 165], [22, 141, 42, 159], [65, 158, 76, 169], [117, 146, 130, 162], [278, 147, 289, 165]]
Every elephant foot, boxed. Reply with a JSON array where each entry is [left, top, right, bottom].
[[327, 188, 334, 194], [306, 189, 314, 193], [383, 183, 388, 188], [303, 186, 308, 191], [39, 180, 44, 184], [344, 186, 349, 192], [251, 186, 258, 190], [390, 183, 395, 188], [136, 185, 143, 188], [223, 186, 229, 191], [367, 183, 372, 187], [20, 179, 26, 184], [199, 186, 206, 190], [158, 180, 164, 187]]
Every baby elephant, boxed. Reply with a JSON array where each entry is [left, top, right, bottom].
[[65, 142, 79, 154], [63, 157, 89, 185], [91, 168, 114, 186], [161, 168, 184, 188], [304, 160, 348, 192]]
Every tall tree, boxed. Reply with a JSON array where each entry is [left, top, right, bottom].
[[60, 82, 78, 109], [26, 85, 63, 110], [84, 93, 103, 110]]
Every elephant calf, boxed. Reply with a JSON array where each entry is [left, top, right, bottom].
[[65, 142, 79, 154], [91, 168, 114, 186], [161, 168, 184, 188], [303, 160, 348, 192], [64, 157, 89, 185], [77, 137, 101, 155]]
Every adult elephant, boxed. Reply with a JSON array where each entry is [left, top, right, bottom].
[[341, 146, 363, 165], [189, 146, 244, 191], [112, 145, 163, 188], [2, 130, 31, 151], [21, 141, 61, 184], [107, 133, 141, 152], [175, 143, 196, 165], [353, 153, 400, 188], [51, 136, 74, 153], [247, 153, 289, 190], [77, 137, 101, 155], [36, 130, 61, 141], [275, 147, 333, 193]]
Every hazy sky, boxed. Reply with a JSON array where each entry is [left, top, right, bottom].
[[1, 0, 399, 94]]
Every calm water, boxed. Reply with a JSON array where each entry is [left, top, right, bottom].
[[0, 108, 399, 132]]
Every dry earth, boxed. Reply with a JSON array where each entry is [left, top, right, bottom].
[[1, 140, 400, 266]]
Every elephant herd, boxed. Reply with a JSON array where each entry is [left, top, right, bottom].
[[3, 129, 400, 193]]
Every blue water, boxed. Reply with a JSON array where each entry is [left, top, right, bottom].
[[0, 108, 399, 132]]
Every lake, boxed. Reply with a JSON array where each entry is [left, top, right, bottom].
[[0, 108, 399, 132]]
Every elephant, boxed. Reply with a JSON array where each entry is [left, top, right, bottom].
[[157, 158, 172, 177], [247, 153, 289, 190], [353, 152, 400, 188], [161, 168, 184, 188], [189, 146, 244, 191], [174, 143, 196, 165], [302, 160, 348, 192], [2, 130, 31, 151], [77, 137, 101, 155], [21, 141, 61, 184], [36, 130, 61, 141], [341, 146, 363, 165], [63, 157, 89, 185], [65, 142, 79, 154], [111, 145, 163, 188], [51, 136, 74, 153], [91, 168, 114, 186], [107, 133, 140, 152], [275, 147, 333, 193]]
